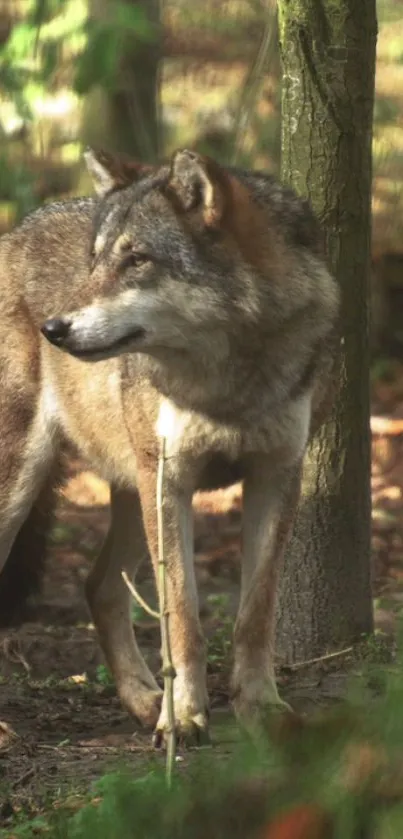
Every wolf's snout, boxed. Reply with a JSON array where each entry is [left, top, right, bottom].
[[41, 316, 72, 347]]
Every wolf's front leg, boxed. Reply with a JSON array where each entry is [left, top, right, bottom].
[[232, 456, 302, 727], [137, 458, 208, 747]]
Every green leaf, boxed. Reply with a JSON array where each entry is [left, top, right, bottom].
[[30, 0, 66, 26], [4, 22, 37, 61], [31, 0, 50, 27], [40, 39, 59, 80], [114, 2, 155, 39], [73, 24, 120, 94]]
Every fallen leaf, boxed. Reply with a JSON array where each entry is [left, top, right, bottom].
[[0, 721, 18, 751], [261, 804, 330, 839]]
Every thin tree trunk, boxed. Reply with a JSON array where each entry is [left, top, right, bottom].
[[82, 0, 161, 161], [276, 0, 377, 662]]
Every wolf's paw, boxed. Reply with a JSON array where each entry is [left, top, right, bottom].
[[231, 672, 293, 732], [233, 691, 292, 721], [152, 666, 210, 749], [152, 709, 210, 750], [119, 681, 163, 729]]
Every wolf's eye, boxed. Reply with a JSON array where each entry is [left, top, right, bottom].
[[121, 252, 150, 270]]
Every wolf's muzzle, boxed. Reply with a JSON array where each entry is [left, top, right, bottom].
[[41, 317, 72, 347]]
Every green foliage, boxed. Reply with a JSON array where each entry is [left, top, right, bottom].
[[95, 664, 114, 687], [206, 593, 233, 673], [374, 96, 401, 127], [0, 153, 37, 220], [0, 0, 160, 210], [0, 0, 155, 122], [74, 4, 155, 95], [0, 0, 81, 121]]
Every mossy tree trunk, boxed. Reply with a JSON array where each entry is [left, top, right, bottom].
[[276, 0, 377, 662], [82, 0, 161, 161]]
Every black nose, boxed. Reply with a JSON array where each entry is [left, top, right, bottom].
[[41, 317, 71, 347]]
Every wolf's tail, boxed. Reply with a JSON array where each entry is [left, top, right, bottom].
[[0, 463, 63, 627]]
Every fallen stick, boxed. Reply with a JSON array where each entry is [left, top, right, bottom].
[[283, 646, 354, 671]]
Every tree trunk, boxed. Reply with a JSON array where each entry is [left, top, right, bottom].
[[276, 0, 377, 662], [82, 0, 161, 161]]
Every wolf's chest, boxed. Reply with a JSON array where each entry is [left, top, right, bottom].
[[155, 397, 242, 463]]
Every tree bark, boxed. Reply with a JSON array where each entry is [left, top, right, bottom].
[[82, 0, 161, 161], [276, 0, 377, 662]]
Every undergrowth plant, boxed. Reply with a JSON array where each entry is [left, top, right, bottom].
[[206, 593, 233, 675], [5, 627, 403, 838]]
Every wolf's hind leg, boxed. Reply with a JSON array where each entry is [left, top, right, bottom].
[[0, 398, 57, 587], [85, 486, 162, 728], [0, 467, 60, 626], [0, 379, 58, 738]]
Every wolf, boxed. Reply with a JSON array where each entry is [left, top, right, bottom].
[[0, 148, 339, 745]]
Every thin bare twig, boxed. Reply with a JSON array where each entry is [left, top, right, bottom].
[[12, 767, 35, 789], [121, 570, 160, 620], [1, 637, 31, 674], [121, 433, 177, 782], [284, 646, 354, 672], [157, 435, 176, 786]]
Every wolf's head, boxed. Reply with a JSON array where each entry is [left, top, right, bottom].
[[41, 148, 283, 367]]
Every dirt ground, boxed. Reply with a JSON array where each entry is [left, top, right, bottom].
[[1, 369, 403, 822]]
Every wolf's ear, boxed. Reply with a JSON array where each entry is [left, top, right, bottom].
[[84, 148, 154, 197], [167, 149, 226, 227]]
